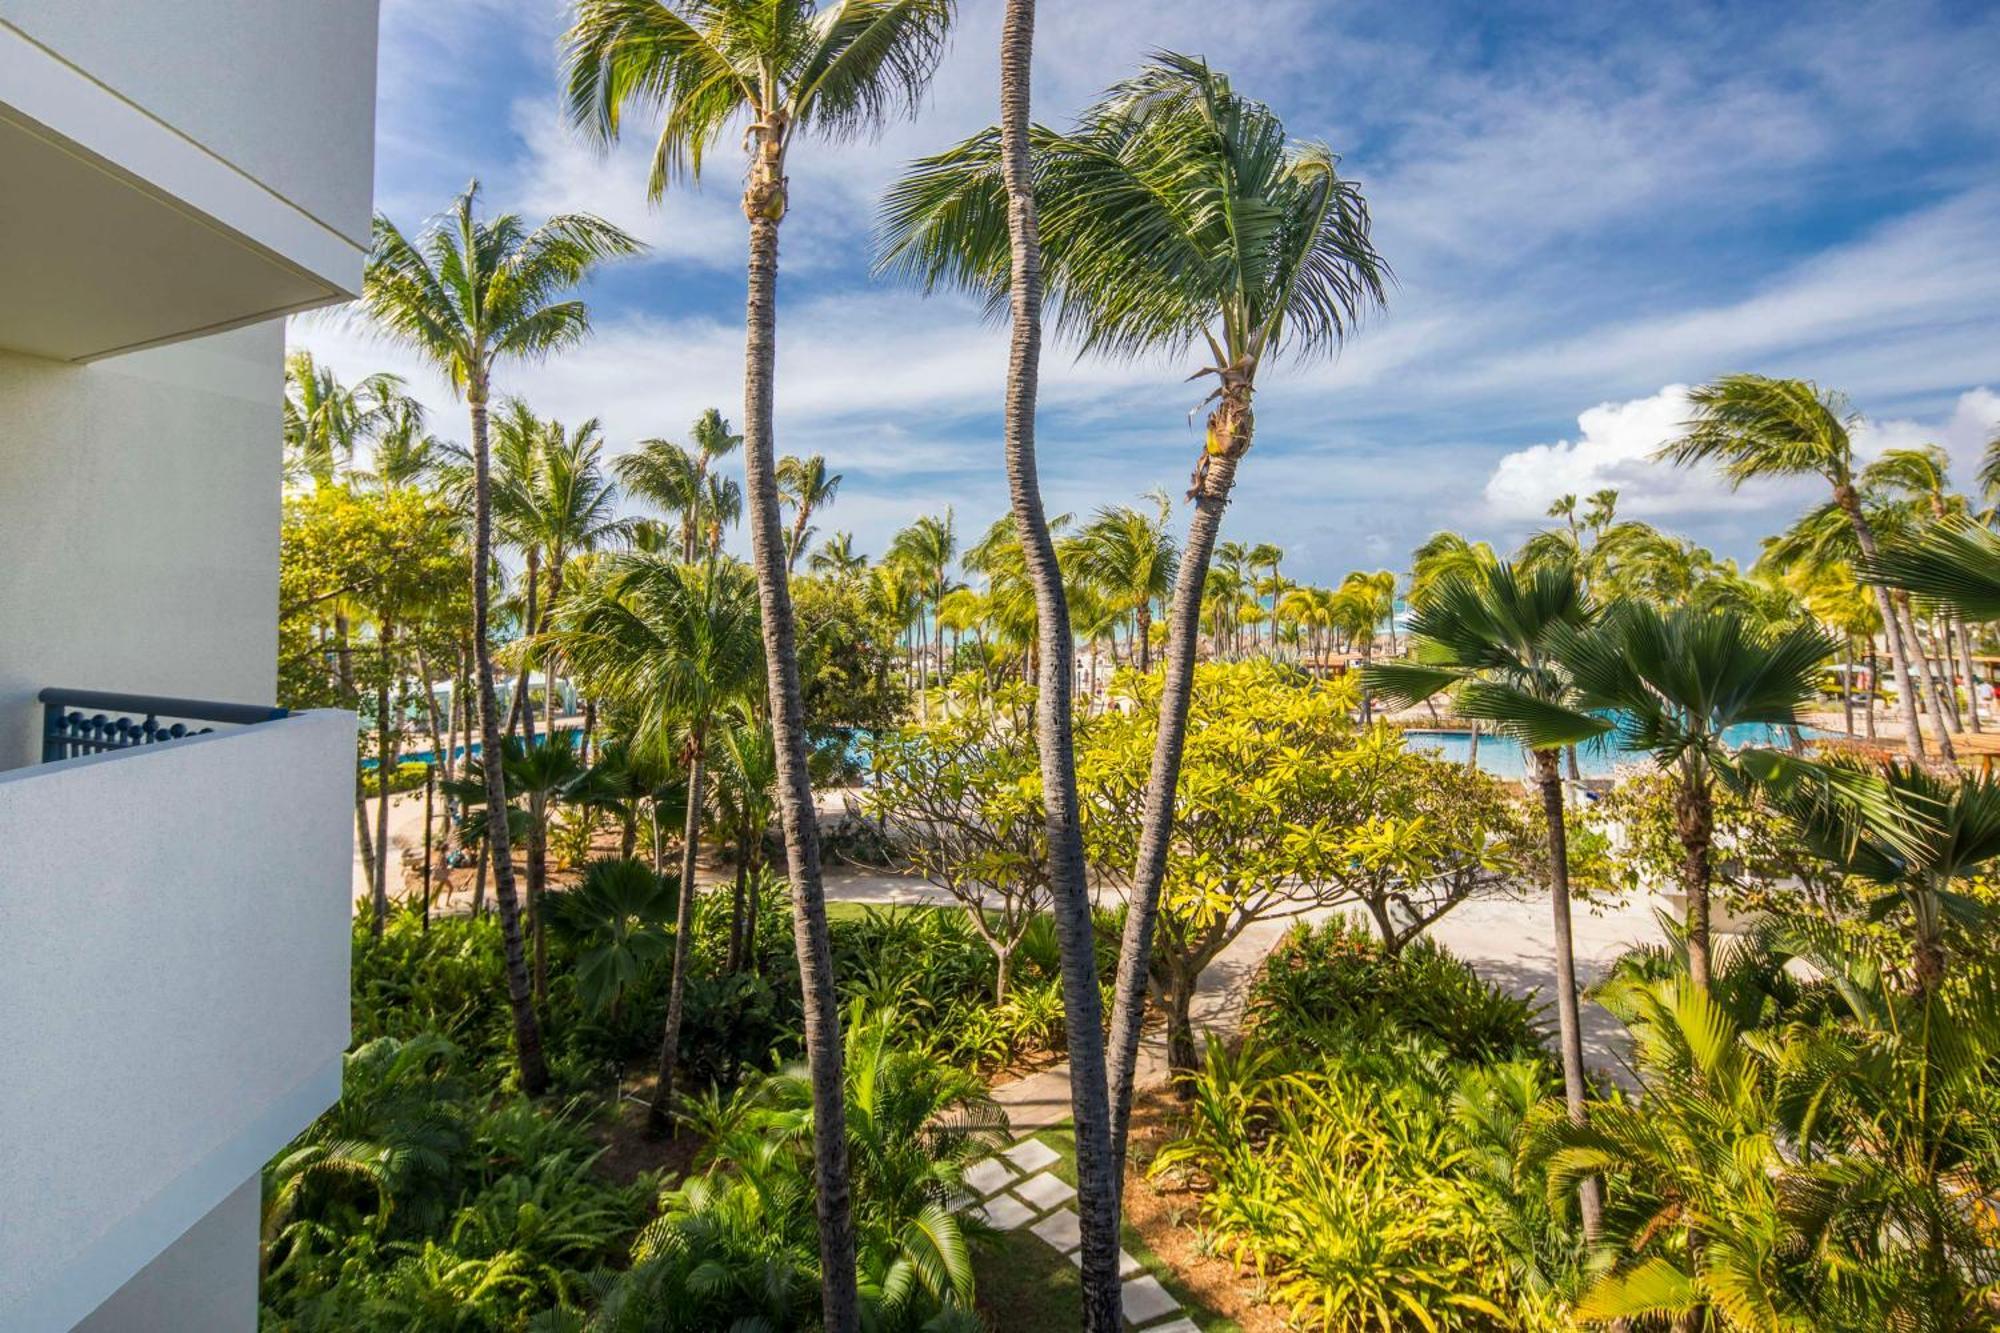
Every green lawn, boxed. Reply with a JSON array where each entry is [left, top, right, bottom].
[[971, 1128, 1241, 1333]]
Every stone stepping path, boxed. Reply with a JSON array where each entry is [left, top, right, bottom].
[[961, 1135, 1198, 1330]]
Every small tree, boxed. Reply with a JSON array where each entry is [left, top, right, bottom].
[[1305, 742, 1534, 955], [1079, 661, 1370, 1077], [864, 677, 1053, 1003]]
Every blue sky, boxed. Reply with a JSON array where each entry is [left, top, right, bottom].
[[297, 0, 2000, 583]]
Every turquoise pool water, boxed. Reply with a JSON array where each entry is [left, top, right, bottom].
[[1400, 722, 1833, 780]]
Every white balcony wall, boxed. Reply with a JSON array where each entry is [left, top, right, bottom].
[[0, 711, 353, 1332], [0, 324, 283, 772]]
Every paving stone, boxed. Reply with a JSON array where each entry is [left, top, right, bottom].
[[962, 1157, 1016, 1198], [1014, 1170, 1077, 1211], [979, 1192, 1037, 1230], [1029, 1207, 1082, 1252], [1002, 1137, 1062, 1174], [1119, 1274, 1180, 1327], [1064, 1247, 1144, 1277], [1141, 1320, 1201, 1333]]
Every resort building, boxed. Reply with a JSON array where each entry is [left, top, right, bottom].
[[0, 4, 379, 1328]]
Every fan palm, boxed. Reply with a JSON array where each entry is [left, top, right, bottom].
[[563, 4, 956, 1298], [1769, 758, 1999, 997], [547, 553, 763, 1134], [777, 453, 843, 572], [880, 54, 1387, 1197], [1363, 561, 1607, 1238], [1661, 375, 1953, 762], [551, 857, 676, 1018], [502, 735, 590, 1004], [1865, 516, 2000, 621], [1554, 603, 1836, 990]]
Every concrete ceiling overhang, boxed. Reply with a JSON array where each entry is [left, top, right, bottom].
[[0, 23, 362, 362]]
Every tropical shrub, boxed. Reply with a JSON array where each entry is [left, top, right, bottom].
[[579, 1008, 999, 1332], [1250, 916, 1547, 1064], [260, 1035, 649, 1330], [1527, 931, 2000, 1330], [1153, 1033, 1576, 1330], [1156, 929, 1581, 1330]]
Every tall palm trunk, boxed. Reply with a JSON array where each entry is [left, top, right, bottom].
[[373, 620, 396, 934], [518, 546, 540, 747], [528, 790, 548, 1004], [651, 738, 704, 1135], [1958, 618, 1982, 733], [1136, 603, 1152, 673], [740, 131, 860, 1333], [1675, 757, 1715, 990], [1105, 416, 1247, 1179], [1838, 488, 1930, 760], [1841, 637, 1855, 736], [469, 376, 548, 1095], [1899, 594, 1959, 764], [997, 7, 1119, 1324], [542, 558, 566, 741], [1534, 747, 1603, 1239]]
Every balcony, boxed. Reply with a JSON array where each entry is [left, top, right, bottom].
[[0, 693, 353, 1330]]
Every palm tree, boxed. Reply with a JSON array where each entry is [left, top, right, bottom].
[[1334, 569, 1397, 722], [1408, 531, 1497, 609], [357, 388, 445, 492], [282, 350, 403, 487], [563, 8, 958, 1302], [1773, 758, 2000, 998], [1866, 445, 1980, 733], [497, 735, 589, 1005], [880, 56, 1387, 1190], [887, 510, 957, 704], [777, 453, 843, 572], [1071, 496, 1178, 672], [1364, 561, 1606, 1239], [710, 706, 778, 974], [1248, 541, 1285, 652], [808, 530, 866, 578], [361, 181, 638, 1094], [548, 552, 763, 1135], [1277, 584, 1339, 664], [619, 410, 743, 563], [1661, 375, 1953, 763], [1555, 603, 1836, 990], [532, 416, 630, 736]]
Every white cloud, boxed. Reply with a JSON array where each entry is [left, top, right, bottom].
[[1482, 384, 2000, 530], [1484, 386, 1706, 522]]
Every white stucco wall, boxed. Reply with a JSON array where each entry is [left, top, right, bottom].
[[0, 0, 380, 247], [0, 323, 283, 771], [73, 1174, 260, 1333], [0, 711, 353, 1332]]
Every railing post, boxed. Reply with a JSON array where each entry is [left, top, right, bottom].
[[41, 702, 64, 763]]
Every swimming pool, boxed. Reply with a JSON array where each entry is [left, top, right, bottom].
[[1399, 722, 1833, 780]]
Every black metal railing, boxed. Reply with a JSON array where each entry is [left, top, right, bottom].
[[38, 688, 289, 763]]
